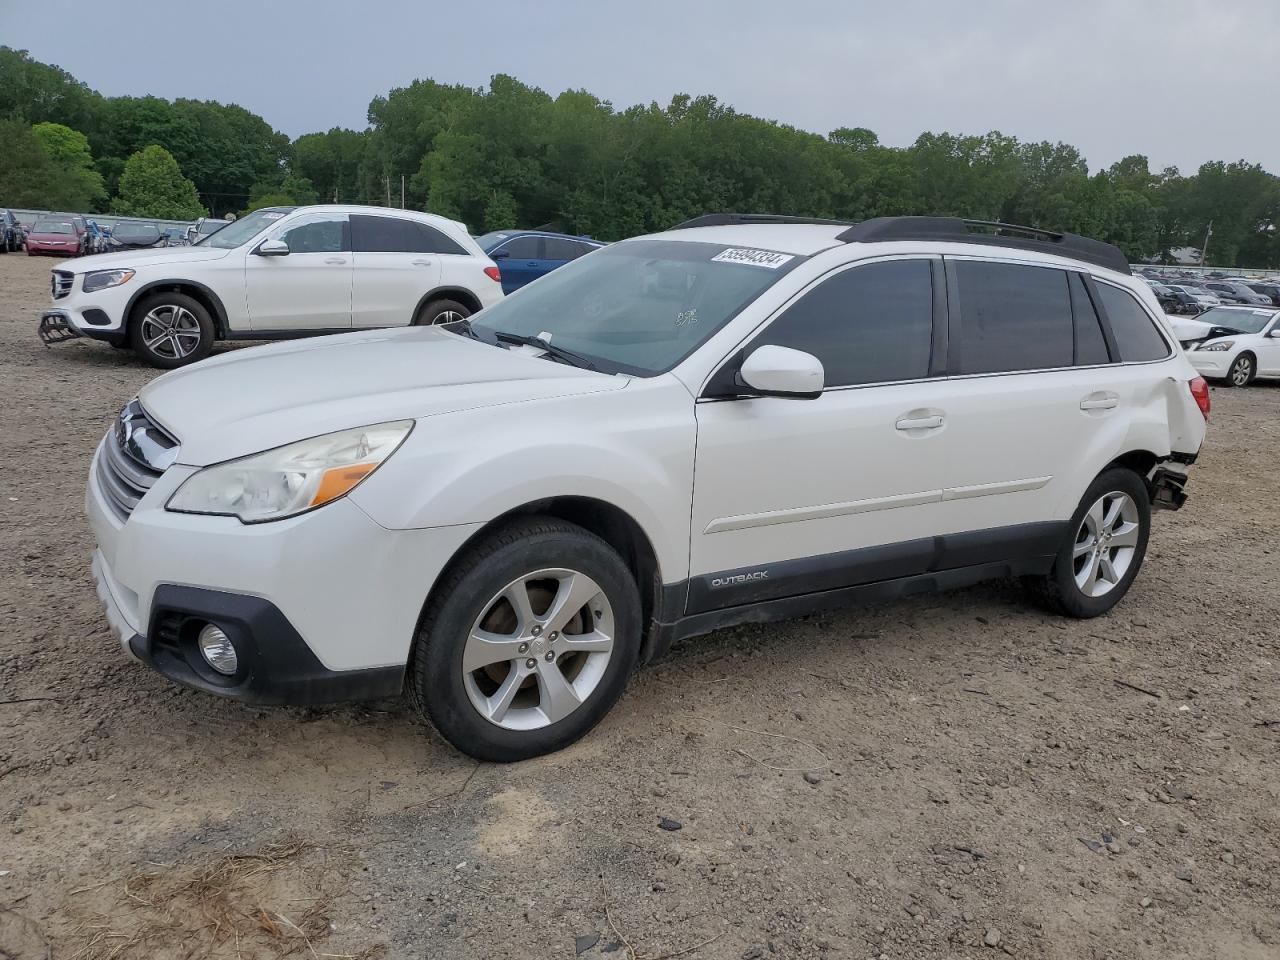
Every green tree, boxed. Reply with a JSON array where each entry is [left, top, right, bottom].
[[112, 145, 206, 219], [31, 121, 106, 210], [0, 119, 62, 207]]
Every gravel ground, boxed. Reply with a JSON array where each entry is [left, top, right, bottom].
[[1, 251, 1278, 960]]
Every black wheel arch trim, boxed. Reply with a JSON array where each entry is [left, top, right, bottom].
[[414, 286, 483, 321], [123, 279, 230, 339]]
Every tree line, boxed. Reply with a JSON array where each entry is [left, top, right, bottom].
[[2, 46, 1277, 266]]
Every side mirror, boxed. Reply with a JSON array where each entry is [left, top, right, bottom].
[[1268, 328, 1280, 338], [256, 239, 290, 257], [739, 345, 824, 398]]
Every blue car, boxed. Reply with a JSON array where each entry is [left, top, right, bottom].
[[474, 230, 605, 294]]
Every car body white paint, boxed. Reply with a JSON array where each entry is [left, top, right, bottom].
[[87, 223, 1209, 678]]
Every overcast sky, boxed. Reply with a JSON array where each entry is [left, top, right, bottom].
[[3, 0, 1277, 174]]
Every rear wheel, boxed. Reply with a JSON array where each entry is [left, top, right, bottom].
[[1024, 468, 1150, 618], [1224, 353, 1255, 387], [409, 517, 641, 761], [129, 292, 214, 369], [413, 298, 471, 326]]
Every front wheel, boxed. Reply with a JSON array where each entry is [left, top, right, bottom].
[[129, 292, 214, 368], [409, 517, 641, 761], [1023, 467, 1151, 618], [1223, 353, 1255, 388]]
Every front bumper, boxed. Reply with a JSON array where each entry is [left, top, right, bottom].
[[125, 582, 405, 705], [1186, 350, 1233, 378], [86, 436, 484, 703]]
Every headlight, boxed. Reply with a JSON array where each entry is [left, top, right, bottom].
[[167, 421, 413, 523], [1199, 341, 1234, 352], [82, 268, 135, 293]]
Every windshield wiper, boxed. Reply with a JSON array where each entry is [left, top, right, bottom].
[[491, 331, 599, 371], [441, 317, 501, 346]]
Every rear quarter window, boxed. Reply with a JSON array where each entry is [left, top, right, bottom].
[[1094, 282, 1172, 362]]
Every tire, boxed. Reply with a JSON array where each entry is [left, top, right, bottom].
[[413, 298, 471, 326], [129, 292, 215, 369], [1023, 467, 1151, 619], [1222, 353, 1255, 388], [409, 516, 642, 762]]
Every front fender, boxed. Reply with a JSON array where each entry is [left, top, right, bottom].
[[349, 381, 697, 582]]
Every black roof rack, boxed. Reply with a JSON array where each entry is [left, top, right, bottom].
[[669, 213, 1130, 274], [670, 213, 859, 230]]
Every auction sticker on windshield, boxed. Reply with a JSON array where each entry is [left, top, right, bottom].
[[711, 247, 795, 269]]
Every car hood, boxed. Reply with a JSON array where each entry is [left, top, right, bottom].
[[139, 326, 628, 465], [70, 246, 233, 272]]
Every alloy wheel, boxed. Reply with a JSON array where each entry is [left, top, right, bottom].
[[1230, 356, 1252, 386], [140, 305, 202, 360], [462, 568, 615, 730], [1072, 492, 1141, 598], [433, 309, 465, 325]]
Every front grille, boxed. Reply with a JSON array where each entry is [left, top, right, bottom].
[[95, 401, 179, 521], [52, 270, 74, 299]]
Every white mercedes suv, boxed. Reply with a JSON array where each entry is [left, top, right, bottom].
[[39, 205, 504, 367], [86, 215, 1209, 761]]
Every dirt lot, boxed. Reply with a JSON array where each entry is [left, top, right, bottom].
[[1, 251, 1278, 960]]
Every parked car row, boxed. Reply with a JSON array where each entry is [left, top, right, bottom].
[[1137, 268, 1280, 315]]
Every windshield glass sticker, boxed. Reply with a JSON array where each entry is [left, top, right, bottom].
[[711, 247, 795, 269], [261, 212, 286, 220]]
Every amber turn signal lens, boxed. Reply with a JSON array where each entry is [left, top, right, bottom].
[[310, 463, 377, 507]]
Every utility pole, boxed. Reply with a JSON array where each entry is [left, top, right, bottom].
[[385, 175, 391, 208], [401, 175, 405, 209], [1199, 220, 1213, 267]]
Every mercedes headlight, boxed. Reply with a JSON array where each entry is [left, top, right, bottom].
[[1199, 341, 1234, 352], [167, 421, 413, 523], [82, 268, 135, 293]]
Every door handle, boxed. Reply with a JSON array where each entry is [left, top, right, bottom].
[[411, 259, 433, 267], [1079, 396, 1119, 411], [895, 415, 944, 431], [324, 257, 347, 265]]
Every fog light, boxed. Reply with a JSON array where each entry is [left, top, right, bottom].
[[197, 623, 238, 675]]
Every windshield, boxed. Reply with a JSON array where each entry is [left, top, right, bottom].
[[34, 220, 74, 234], [474, 231, 512, 252], [1194, 307, 1275, 334], [198, 219, 229, 236], [197, 208, 294, 248], [469, 238, 803, 376]]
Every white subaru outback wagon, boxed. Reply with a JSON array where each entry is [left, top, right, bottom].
[[39, 205, 504, 368], [86, 215, 1210, 761]]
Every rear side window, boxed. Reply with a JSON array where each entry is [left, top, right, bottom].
[[351, 215, 465, 254], [1095, 283, 1171, 362], [954, 261, 1073, 374], [416, 222, 467, 256], [751, 259, 934, 387], [544, 237, 590, 261]]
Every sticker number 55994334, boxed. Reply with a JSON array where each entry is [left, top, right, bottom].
[[710, 247, 795, 269]]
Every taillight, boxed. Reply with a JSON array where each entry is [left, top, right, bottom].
[[1189, 377, 1210, 420], [484, 266, 501, 283]]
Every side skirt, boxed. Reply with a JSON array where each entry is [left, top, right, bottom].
[[645, 521, 1066, 659]]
